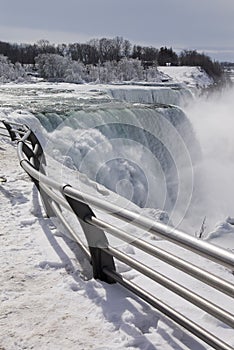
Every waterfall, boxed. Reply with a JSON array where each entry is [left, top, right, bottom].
[[1, 83, 200, 228], [106, 85, 193, 106]]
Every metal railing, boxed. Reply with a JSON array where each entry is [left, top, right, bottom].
[[1, 120, 234, 350]]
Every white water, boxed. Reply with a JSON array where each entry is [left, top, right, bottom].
[[0, 84, 199, 229], [2, 82, 232, 234], [107, 84, 193, 106]]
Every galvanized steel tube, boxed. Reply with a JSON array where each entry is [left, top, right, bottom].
[[103, 246, 234, 328], [86, 216, 234, 298], [104, 269, 234, 350], [50, 201, 90, 260], [64, 186, 234, 270]]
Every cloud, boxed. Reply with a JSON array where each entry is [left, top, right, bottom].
[[0, 0, 234, 60], [0, 25, 91, 44]]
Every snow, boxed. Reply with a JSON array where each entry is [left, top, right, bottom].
[[157, 66, 214, 89], [0, 79, 234, 349], [1, 141, 234, 350]]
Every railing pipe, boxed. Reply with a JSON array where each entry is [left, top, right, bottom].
[[18, 129, 31, 143], [1, 120, 27, 127], [0, 132, 10, 138], [18, 157, 62, 192], [17, 144, 234, 274], [49, 200, 91, 260], [40, 183, 72, 212], [104, 269, 234, 350], [14, 126, 234, 273], [10, 128, 26, 136], [86, 216, 234, 298], [64, 186, 234, 270], [103, 246, 234, 328]]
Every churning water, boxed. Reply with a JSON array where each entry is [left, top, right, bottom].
[[2, 82, 231, 234]]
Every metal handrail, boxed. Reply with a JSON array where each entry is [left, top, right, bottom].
[[103, 269, 234, 350], [9, 119, 234, 267], [2, 120, 234, 350], [17, 138, 234, 270], [85, 216, 234, 298], [104, 245, 234, 328], [64, 185, 234, 270], [0, 132, 10, 138], [49, 200, 91, 259]]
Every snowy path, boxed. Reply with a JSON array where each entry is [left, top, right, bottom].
[[0, 141, 197, 350]]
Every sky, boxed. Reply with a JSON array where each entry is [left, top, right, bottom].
[[0, 0, 234, 62]]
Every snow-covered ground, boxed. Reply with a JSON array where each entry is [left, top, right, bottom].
[[1, 134, 234, 350], [157, 66, 213, 89], [0, 73, 234, 349]]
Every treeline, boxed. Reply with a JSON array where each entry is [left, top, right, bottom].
[[0, 37, 223, 82], [35, 55, 162, 83]]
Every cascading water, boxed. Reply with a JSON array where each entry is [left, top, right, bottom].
[[107, 84, 193, 106], [42, 102, 199, 218], [0, 83, 200, 230]]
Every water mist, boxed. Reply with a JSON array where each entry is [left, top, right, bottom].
[[185, 87, 234, 233]]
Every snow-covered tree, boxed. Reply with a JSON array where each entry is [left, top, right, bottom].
[[0, 55, 28, 82], [116, 58, 144, 81], [145, 66, 162, 82], [99, 61, 117, 83], [35, 54, 70, 80], [34, 53, 160, 84], [64, 61, 86, 83]]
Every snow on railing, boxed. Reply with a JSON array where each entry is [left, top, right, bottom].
[[1, 120, 234, 350]]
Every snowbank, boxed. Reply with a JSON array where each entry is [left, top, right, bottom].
[[157, 66, 214, 89]]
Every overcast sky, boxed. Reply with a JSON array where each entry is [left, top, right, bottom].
[[0, 0, 234, 61]]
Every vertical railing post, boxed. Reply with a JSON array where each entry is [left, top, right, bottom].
[[2, 121, 18, 141], [63, 185, 116, 283], [20, 130, 55, 218]]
